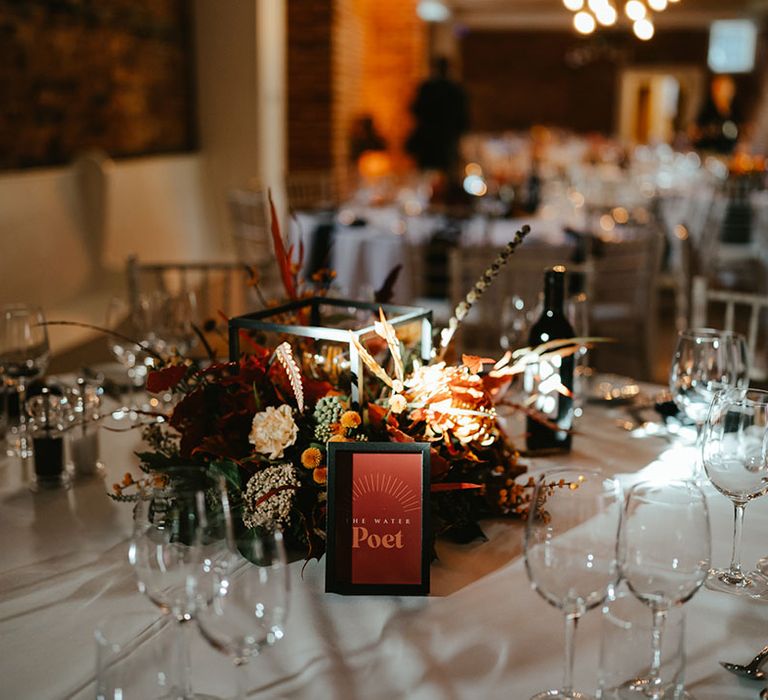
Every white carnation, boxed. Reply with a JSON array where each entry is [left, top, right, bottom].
[[249, 404, 298, 460]]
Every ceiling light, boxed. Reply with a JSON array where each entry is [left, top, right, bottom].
[[633, 17, 655, 40], [574, 10, 597, 34], [416, 0, 450, 22], [587, 0, 608, 11], [563, 0, 585, 11], [647, 0, 668, 10], [625, 0, 646, 21], [595, 4, 617, 25]]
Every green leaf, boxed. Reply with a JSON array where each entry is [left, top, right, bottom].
[[135, 451, 177, 472], [209, 459, 243, 492]]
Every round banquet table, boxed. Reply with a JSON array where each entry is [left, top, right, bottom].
[[2, 395, 768, 699], [289, 207, 576, 305]]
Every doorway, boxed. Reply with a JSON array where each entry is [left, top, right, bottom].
[[618, 66, 705, 144]]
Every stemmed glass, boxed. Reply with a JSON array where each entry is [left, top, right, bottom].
[[0, 304, 50, 456], [618, 480, 711, 699], [129, 472, 229, 700], [163, 290, 199, 356], [106, 296, 163, 412], [525, 468, 623, 700], [500, 294, 530, 351], [701, 388, 768, 598], [195, 481, 290, 700], [669, 328, 749, 479]]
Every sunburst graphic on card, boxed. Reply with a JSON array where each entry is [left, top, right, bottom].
[[351, 471, 421, 513]]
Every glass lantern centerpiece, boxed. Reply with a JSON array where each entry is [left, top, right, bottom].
[[228, 297, 432, 406]]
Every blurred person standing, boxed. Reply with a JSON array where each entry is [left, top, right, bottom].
[[693, 74, 743, 154], [406, 56, 469, 174]]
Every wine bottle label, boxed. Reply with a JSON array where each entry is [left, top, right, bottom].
[[525, 358, 571, 421]]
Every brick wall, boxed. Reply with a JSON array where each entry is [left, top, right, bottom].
[[332, 0, 365, 188], [359, 0, 425, 169], [0, 0, 194, 170], [287, 0, 334, 171], [288, 0, 425, 180]]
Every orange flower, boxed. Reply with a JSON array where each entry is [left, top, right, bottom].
[[313, 467, 328, 484], [301, 447, 323, 469], [328, 435, 349, 442], [112, 483, 122, 494], [121, 472, 134, 487], [340, 411, 361, 429]]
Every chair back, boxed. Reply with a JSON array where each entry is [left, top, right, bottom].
[[126, 257, 258, 332], [227, 188, 271, 263], [591, 226, 664, 316], [691, 275, 768, 381], [447, 242, 579, 355], [285, 171, 338, 212]]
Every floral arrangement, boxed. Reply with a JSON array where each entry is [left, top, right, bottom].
[[111, 199, 582, 559]]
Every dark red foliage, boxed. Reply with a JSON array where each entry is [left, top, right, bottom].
[[170, 354, 275, 460], [146, 365, 188, 394]]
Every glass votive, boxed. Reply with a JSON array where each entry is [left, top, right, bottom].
[[27, 388, 70, 491], [70, 427, 101, 478], [95, 611, 172, 700], [598, 589, 686, 700], [68, 378, 103, 479]]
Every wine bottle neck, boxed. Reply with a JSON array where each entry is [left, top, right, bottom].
[[543, 270, 565, 312]]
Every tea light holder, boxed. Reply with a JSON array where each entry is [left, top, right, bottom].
[[228, 297, 432, 405]]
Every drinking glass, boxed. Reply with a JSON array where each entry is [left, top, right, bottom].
[[196, 481, 289, 700], [0, 304, 50, 456], [500, 294, 530, 351], [599, 591, 686, 700], [95, 610, 174, 700], [668, 328, 749, 479], [701, 388, 768, 598], [567, 292, 591, 419], [163, 290, 199, 356], [669, 328, 748, 429], [525, 468, 623, 700], [106, 297, 162, 411], [617, 480, 710, 699], [129, 472, 229, 700]]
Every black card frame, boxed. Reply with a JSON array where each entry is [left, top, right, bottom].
[[325, 441, 431, 596]]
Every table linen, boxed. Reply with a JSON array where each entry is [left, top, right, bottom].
[[2, 399, 768, 699]]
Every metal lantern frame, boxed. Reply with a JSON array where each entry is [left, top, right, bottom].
[[228, 297, 433, 405]]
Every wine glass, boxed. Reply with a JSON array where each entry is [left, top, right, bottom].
[[0, 304, 50, 456], [195, 481, 289, 700], [668, 328, 749, 479], [618, 480, 711, 699], [106, 296, 163, 412], [701, 388, 768, 598], [163, 290, 199, 356], [128, 472, 229, 700], [525, 468, 623, 700], [500, 294, 530, 351], [566, 291, 591, 420]]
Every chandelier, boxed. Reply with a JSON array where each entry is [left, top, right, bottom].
[[562, 0, 680, 40]]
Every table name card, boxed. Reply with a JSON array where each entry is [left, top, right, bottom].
[[326, 442, 430, 595]]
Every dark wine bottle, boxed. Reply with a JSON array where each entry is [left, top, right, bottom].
[[525, 266, 575, 452]]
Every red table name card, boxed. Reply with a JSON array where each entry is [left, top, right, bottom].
[[326, 442, 430, 595]]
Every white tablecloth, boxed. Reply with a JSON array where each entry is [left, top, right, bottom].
[[289, 208, 576, 305], [2, 399, 768, 699]]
